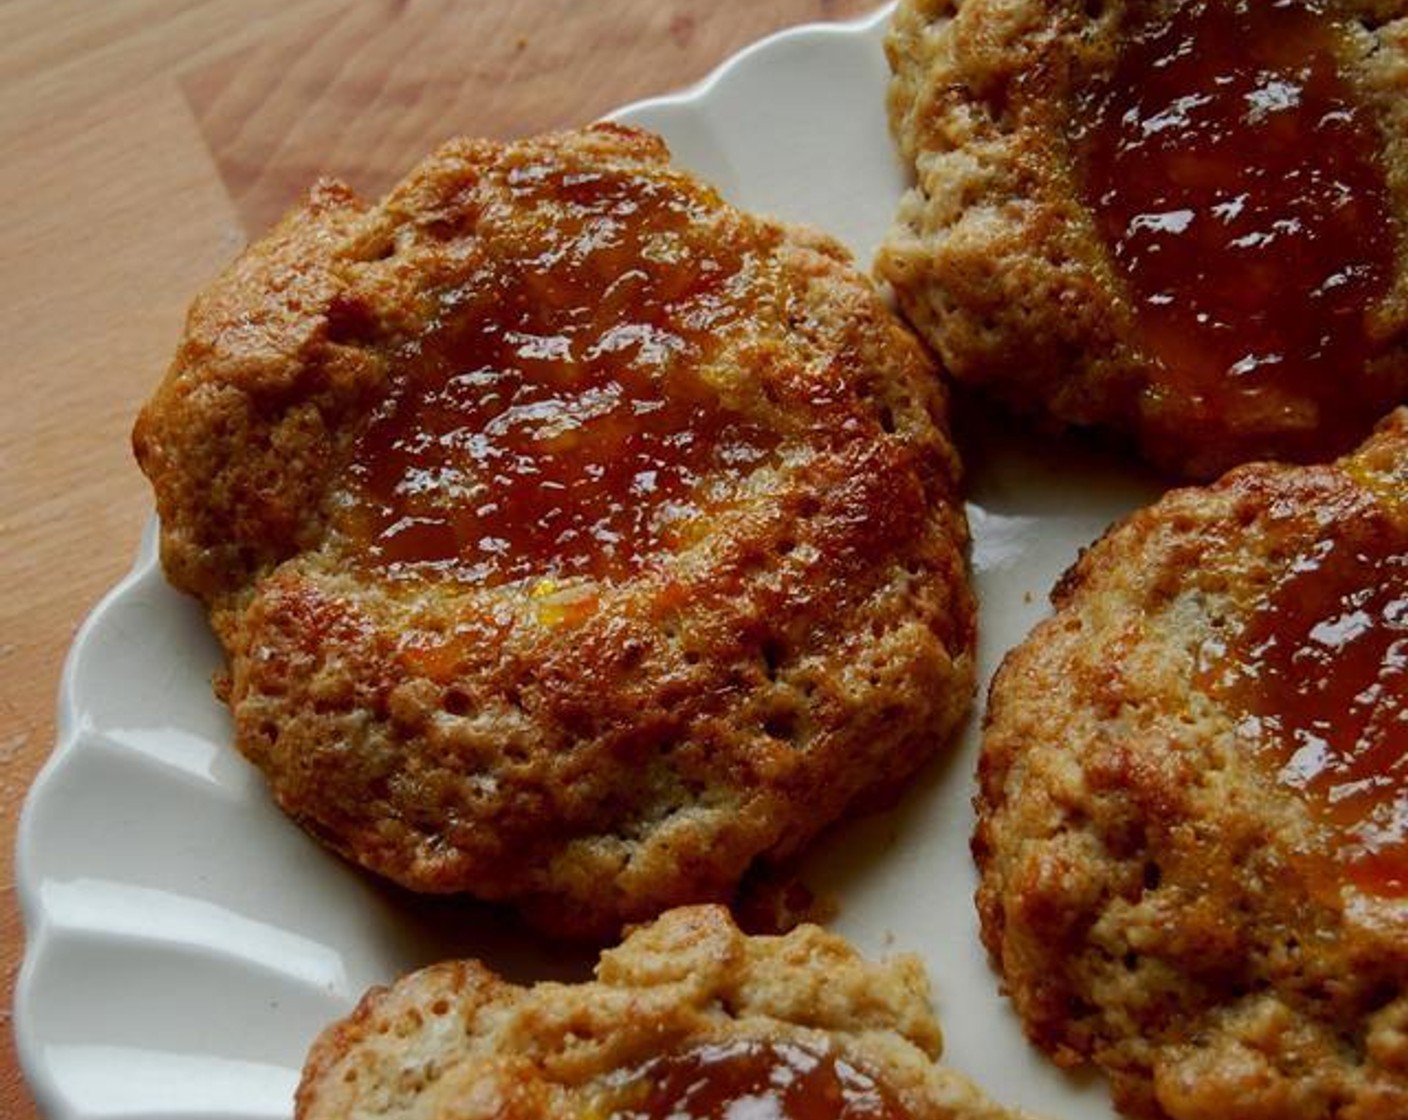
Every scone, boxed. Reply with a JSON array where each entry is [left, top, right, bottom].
[[297, 905, 1029, 1120], [878, 0, 1408, 479], [976, 408, 1408, 1118], [132, 124, 976, 938]]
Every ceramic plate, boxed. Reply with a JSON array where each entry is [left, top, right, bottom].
[[17, 5, 1163, 1117]]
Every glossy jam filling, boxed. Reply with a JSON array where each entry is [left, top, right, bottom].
[[1202, 501, 1408, 895], [343, 159, 777, 586], [1074, 0, 1393, 442], [602, 1038, 910, 1120]]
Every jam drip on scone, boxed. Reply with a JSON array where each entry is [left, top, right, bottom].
[[1075, 0, 1394, 455], [345, 158, 777, 586], [600, 1038, 911, 1120], [1202, 492, 1408, 897]]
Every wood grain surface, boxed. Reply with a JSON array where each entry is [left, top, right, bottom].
[[0, 1, 880, 1115]]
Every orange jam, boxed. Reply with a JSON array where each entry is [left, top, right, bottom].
[[601, 1038, 910, 1120], [343, 158, 777, 585], [1074, 0, 1394, 445], [1201, 499, 1408, 895]]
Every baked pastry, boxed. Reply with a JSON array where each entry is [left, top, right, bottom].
[[296, 904, 1028, 1120], [976, 408, 1408, 1118], [878, 0, 1408, 479], [132, 124, 975, 938]]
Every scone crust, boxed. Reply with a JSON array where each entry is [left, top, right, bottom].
[[877, 0, 1408, 479], [975, 408, 1408, 1118], [296, 905, 1025, 1120], [133, 124, 976, 938]]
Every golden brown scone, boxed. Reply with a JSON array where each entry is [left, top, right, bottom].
[[976, 408, 1408, 1118], [877, 0, 1408, 479], [297, 905, 1032, 1120], [132, 124, 975, 938]]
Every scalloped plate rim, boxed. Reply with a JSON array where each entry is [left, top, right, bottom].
[[13, 5, 1139, 1118]]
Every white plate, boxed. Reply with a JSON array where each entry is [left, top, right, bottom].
[[16, 6, 1165, 1118]]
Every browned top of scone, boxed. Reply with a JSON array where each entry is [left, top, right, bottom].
[[132, 124, 975, 938], [296, 905, 1030, 1120], [975, 408, 1408, 1119], [878, 0, 1408, 480]]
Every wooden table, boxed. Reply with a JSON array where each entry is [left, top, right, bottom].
[[0, 1, 880, 1114]]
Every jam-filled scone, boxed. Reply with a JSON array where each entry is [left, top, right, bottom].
[[132, 124, 976, 938], [976, 409, 1408, 1118], [879, 0, 1408, 479], [296, 905, 1031, 1120]]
